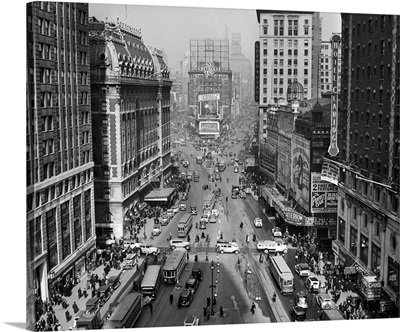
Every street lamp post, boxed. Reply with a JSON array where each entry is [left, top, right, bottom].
[[210, 260, 216, 316]]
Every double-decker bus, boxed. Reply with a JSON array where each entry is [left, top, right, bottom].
[[218, 160, 227, 172], [269, 256, 294, 294], [177, 213, 193, 238], [162, 249, 188, 284], [140, 265, 162, 299], [203, 193, 215, 212], [103, 293, 142, 329]]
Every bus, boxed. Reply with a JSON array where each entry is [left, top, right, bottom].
[[140, 265, 162, 299], [269, 256, 294, 294], [321, 308, 345, 321], [203, 193, 215, 212], [218, 160, 227, 172], [196, 156, 203, 164], [177, 213, 193, 238], [162, 249, 188, 284], [103, 293, 142, 329]]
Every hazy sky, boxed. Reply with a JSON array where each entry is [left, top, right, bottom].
[[89, 2, 342, 73]]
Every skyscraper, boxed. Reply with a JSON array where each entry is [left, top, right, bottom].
[[26, 3, 95, 330], [333, 13, 399, 316]]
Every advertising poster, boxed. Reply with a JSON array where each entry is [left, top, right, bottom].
[[291, 135, 310, 211], [199, 121, 219, 135], [311, 172, 338, 213], [198, 93, 220, 118], [260, 142, 277, 176]]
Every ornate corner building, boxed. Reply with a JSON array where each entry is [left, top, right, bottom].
[[26, 3, 95, 330], [88, 17, 172, 243]]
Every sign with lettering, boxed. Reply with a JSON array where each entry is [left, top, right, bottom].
[[199, 121, 219, 134], [328, 34, 340, 156], [311, 173, 338, 213], [291, 135, 310, 211], [197, 62, 221, 77]]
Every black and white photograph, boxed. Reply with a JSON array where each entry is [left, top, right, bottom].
[[1, 0, 400, 331]]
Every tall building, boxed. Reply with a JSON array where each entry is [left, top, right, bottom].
[[26, 3, 95, 330], [89, 17, 172, 243], [256, 10, 321, 106], [188, 38, 233, 139], [332, 13, 399, 316], [319, 34, 342, 97]]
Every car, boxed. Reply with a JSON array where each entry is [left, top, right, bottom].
[[182, 160, 189, 167], [290, 306, 307, 322], [179, 203, 187, 211], [160, 215, 170, 226], [190, 206, 197, 215], [131, 243, 160, 256], [272, 227, 283, 237], [200, 214, 209, 222], [185, 278, 199, 293], [245, 187, 252, 194], [305, 276, 320, 293], [229, 152, 233, 157], [215, 173, 221, 181], [238, 159, 243, 165], [203, 210, 211, 218], [256, 240, 288, 253], [230, 158, 235, 165], [184, 315, 199, 326], [253, 218, 263, 228], [316, 293, 335, 310], [191, 268, 203, 281], [178, 289, 194, 307], [294, 263, 311, 277], [151, 224, 162, 236], [239, 191, 246, 199], [170, 239, 190, 250], [166, 209, 175, 218], [216, 242, 240, 254], [182, 192, 189, 201], [208, 214, 217, 223], [211, 209, 219, 217], [171, 205, 179, 214]]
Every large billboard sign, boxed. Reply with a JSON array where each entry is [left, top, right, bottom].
[[291, 135, 310, 211], [198, 93, 220, 119], [310, 173, 338, 213], [321, 160, 340, 185], [199, 121, 220, 135], [328, 34, 340, 156]]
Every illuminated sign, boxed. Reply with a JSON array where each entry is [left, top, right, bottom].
[[328, 34, 340, 156], [197, 62, 220, 77], [199, 121, 220, 134], [321, 160, 340, 185], [310, 173, 338, 213], [198, 93, 220, 102]]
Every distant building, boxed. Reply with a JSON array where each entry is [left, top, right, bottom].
[[188, 38, 233, 139], [256, 10, 321, 106], [89, 17, 172, 243], [319, 35, 342, 97], [26, 3, 95, 330]]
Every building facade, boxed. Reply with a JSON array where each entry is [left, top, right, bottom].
[[26, 2, 95, 330], [89, 17, 172, 243], [333, 13, 400, 316], [188, 38, 233, 139], [319, 35, 342, 97], [256, 10, 321, 106]]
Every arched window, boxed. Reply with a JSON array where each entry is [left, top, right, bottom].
[[102, 212, 113, 223]]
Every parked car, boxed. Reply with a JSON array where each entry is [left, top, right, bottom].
[[166, 209, 175, 218], [272, 227, 283, 237], [239, 191, 246, 199], [181, 192, 189, 201], [160, 215, 170, 226], [171, 205, 180, 214], [294, 263, 311, 277], [179, 203, 187, 211], [170, 239, 190, 250], [253, 218, 263, 228], [245, 187, 252, 194], [316, 293, 335, 310]]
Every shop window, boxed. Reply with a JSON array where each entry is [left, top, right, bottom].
[[338, 217, 346, 244], [387, 257, 399, 294], [350, 226, 358, 256], [360, 234, 368, 265]]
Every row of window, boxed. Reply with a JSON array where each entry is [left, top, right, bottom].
[[40, 91, 89, 108], [351, 87, 400, 106], [262, 18, 310, 36], [352, 110, 400, 131]]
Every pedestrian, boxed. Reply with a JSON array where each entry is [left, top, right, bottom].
[[186, 251, 189, 261], [207, 297, 211, 307], [250, 302, 256, 314], [220, 306, 224, 317], [78, 287, 82, 299], [83, 288, 87, 298], [149, 301, 153, 314], [195, 254, 198, 262], [72, 301, 79, 314], [259, 253, 263, 263], [169, 293, 174, 304], [65, 310, 71, 322], [91, 288, 96, 298], [272, 292, 276, 302]]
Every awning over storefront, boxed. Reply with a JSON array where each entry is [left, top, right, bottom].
[[144, 188, 176, 202]]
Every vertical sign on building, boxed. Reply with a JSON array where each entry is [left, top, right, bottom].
[[254, 41, 260, 102], [328, 34, 340, 156]]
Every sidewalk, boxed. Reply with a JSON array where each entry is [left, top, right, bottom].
[[39, 258, 145, 330]]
